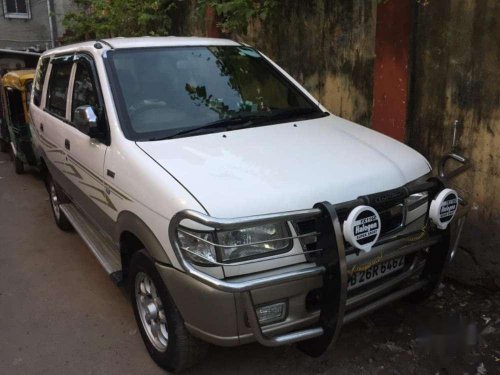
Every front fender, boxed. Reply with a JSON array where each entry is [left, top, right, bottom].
[[115, 210, 171, 265]]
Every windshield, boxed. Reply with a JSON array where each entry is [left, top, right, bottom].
[[107, 46, 323, 140]]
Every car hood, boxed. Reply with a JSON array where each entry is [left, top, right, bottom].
[[137, 115, 431, 217]]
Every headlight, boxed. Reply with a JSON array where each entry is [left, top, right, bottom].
[[177, 230, 217, 265], [217, 222, 292, 262], [176, 222, 292, 265]]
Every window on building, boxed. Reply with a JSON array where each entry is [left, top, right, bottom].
[[3, 0, 31, 19]]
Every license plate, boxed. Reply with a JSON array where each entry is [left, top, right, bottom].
[[347, 256, 405, 290]]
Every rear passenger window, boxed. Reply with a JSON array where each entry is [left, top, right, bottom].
[[46, 63, 72, 118], [33, 57, 49, 107]]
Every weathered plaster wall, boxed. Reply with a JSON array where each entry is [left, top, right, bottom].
[[245, 0, 377, 127], [408, 0, 500, 289]]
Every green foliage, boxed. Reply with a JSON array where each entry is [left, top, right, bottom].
[[63, 0, 395, 42], [198, 0, 414, 35], [197, 0, 278, 34], [62, 0, 179, 42]]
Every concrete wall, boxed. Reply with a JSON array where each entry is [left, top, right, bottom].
[[0, 0, 78, 51], [408, 0, 500, 289], [0, 0, 52, 51], [245, 0, 377, 127], [52, 0, 78, 40]]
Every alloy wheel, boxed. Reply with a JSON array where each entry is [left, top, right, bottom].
[[49, 182, 61, 220], [135, 272, 169, 352]]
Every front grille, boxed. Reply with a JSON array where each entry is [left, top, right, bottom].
[[377, 203, 405, 236], [295, 201, 405, 258]]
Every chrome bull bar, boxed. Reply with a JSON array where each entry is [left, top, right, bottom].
[[169, 206, 330, 346], [168, 178, 459, 350]]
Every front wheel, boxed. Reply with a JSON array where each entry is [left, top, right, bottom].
[[129, 250, 208, 373], [405, 239, 451, 303]]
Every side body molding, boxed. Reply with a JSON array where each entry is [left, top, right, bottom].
[[115, 211, 171, 265]]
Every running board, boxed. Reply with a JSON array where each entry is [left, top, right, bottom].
[[60, 203, 122, 284]]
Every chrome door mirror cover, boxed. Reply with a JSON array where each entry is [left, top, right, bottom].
[[74, 105, 98, 136]]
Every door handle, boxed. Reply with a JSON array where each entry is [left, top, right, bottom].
[[40, 123, 44, 132], [64, 139, 70, 150]]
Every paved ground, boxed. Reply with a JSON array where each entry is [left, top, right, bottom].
[[0, 151, 499, 374]]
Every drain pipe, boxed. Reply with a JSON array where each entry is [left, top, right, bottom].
[[46, 0, 58, 49]]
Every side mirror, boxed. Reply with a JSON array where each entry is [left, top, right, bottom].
[[74, 105, 98, 136]]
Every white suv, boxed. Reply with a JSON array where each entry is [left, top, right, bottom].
[[30, 37, 467, 372]]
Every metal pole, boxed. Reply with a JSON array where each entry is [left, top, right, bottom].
[[46, 0, 57, 48]]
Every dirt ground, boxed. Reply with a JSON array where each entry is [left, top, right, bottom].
[[0, 151, 499, 375]]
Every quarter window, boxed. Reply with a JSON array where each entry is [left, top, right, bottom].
[[71, 62, 99, 121], [46, 63, 72, 118], [33, 57, 49, 107], [3, 0, 30, 19]]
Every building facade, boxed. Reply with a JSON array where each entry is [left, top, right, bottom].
[[0, 0, 75, 51]]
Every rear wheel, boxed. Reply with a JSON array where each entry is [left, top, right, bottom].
[[129, 250, 208, 372], [47, 174, 73, 231]]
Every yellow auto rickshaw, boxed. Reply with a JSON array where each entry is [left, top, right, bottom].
[[0, 69, 39, 174]]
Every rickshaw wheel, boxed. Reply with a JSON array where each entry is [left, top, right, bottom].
[[14, 157, 24, 174]]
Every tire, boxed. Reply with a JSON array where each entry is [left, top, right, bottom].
[[46, 174, 73, 231], [405, 240, 451, 304], [14, 156, 24, 174], [129, 250, 208, 373]]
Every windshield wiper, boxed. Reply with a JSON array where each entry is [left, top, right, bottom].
[[155, 114, 264, 140], [264, 107, 323, 121], [148, 108, 325, 141], [212, 108, 324, 133]]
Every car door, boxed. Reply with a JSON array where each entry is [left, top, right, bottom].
[[64, 54, 113, 236], [29, 56, 50, 160], [39, 56, 75, 196]]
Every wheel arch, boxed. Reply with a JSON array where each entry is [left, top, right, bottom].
[[116, 210, 171, 281]]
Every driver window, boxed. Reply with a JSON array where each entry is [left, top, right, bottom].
[[71, 61, 99, 125]]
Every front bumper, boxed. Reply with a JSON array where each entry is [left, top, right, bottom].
[[164, 178, 468, 349]]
